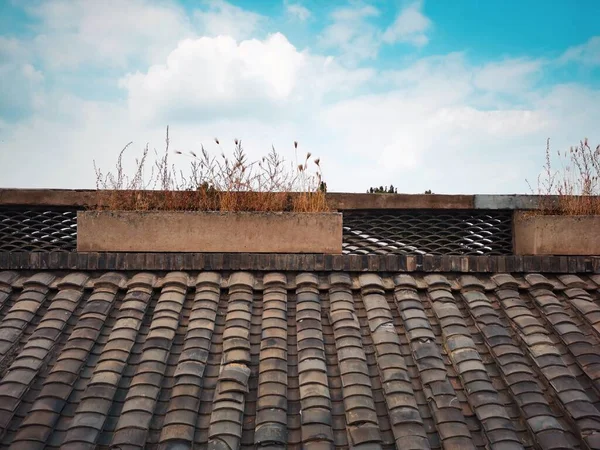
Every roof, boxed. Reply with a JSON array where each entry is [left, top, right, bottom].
[[1, 267, 600, 449]]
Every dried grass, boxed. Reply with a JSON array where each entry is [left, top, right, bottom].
[[528, 138, 600, 215], [93, 128, 329, 212]]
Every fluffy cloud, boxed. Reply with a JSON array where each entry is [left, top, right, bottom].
[[4, 40, 594, 194], [320, 1, 433, 63], [285, 2, 311, 21], [319, 5, 381, 63], [383, 1, 431, 46], [120, 33, 374, 124], [319, 56, 549, 187], [1, 1, 600, 195], [10, 0, 267, 70], [0, 37, 45, 120], [193, 0, 265, 41], [473, 58, 544, 94], [0, 37, 28, 61], [560, 36, 600, 66], [24, 0, 193, 69]]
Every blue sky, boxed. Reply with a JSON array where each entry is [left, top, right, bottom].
[[0, 0, 599, 193]]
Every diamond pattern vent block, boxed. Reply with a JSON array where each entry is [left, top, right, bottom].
[[0, 207, 78, 252], [0, 206, 513, 255], [342, 209, 513, 255]]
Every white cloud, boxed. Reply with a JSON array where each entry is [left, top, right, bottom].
[[319, 5, 381, 63], [560, 36, 600, 66], [21, 64, 44, 83], [0, 59, 45, 119], [6, 0, 266, 70], [314, 54, 597, 193], [120, 33, 373, 124], [383, 0, 432, 47], [5, 45, 594, 195], [286, 2, 311, 21], [193, 0, 265, 41], [319, 83, 547, 179], [0, 37, 27, 61], [331, 5, 379, 21], [0, 96, 136, 189], [24, 0, 193, 69], [474, 58, 543, 94], [1, 1, 600, 195], [121, 33, 303, 123], [319, 1, 433, 62]]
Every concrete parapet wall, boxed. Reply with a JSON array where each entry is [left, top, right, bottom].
[[77, 211, 343, 253]]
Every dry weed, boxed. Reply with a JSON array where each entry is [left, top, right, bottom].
[[93, 127, 329, 212], [528, 138, 600, 215]]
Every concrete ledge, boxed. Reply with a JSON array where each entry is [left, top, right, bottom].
[[514, 212, 600, 255], [0, 189, 476, 210], [475, 195, 551, 210], [0, 189, 98, 207], [1, 189, 597, 211], [77, 211, 343, 253], [329, 193, 474, 209], [1, 252, 599, 273]]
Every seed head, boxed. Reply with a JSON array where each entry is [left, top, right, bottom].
[[294, 141, 298, 149], [215, 138, 220, 145]]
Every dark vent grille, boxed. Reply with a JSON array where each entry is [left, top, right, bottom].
[[342, 210, 513, 255], [0, 206, 513, 255], [0, 207, 78, 252]]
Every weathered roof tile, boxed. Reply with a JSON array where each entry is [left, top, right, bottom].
[[0, 268, 598, 448]]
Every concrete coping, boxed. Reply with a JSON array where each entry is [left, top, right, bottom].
[[0, 188, 579, 210]]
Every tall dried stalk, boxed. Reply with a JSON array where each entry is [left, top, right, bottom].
[[528, 138, 600, 215], [93, 128, 329, 212]]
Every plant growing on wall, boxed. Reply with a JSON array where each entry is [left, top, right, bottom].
[[366, 186, 433, 194], [528, 138, 600, 215], [93, 127, 329, 212], [367, 185, 397, 193]]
